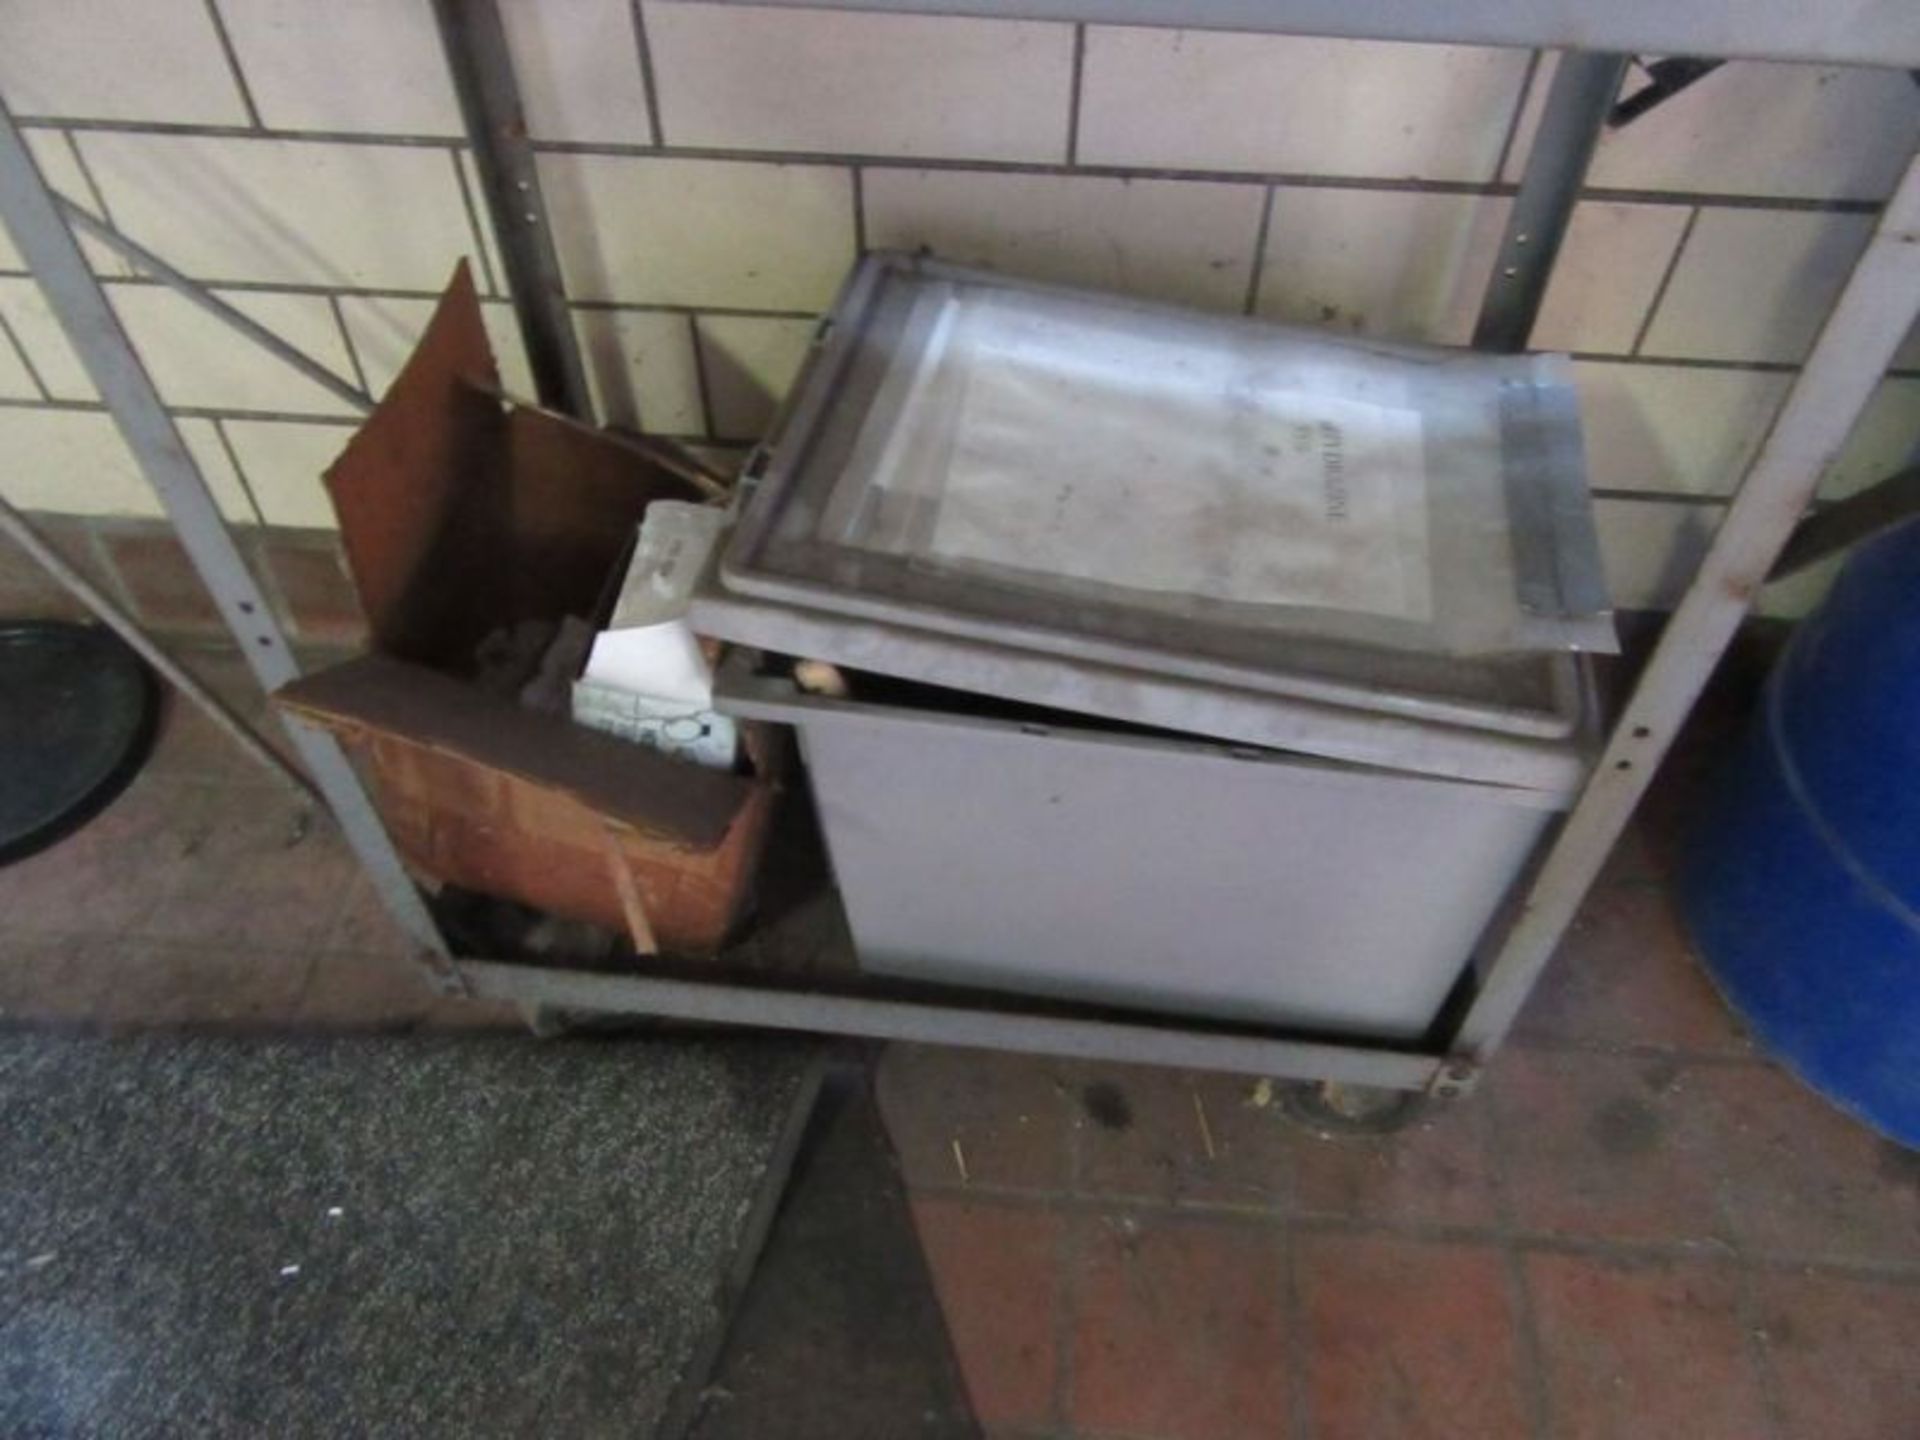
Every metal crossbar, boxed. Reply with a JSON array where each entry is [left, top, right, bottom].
[[3, 13, 1916, 1087]]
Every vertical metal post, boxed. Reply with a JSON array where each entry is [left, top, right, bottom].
[[1455, 147, 1920, 1055], [1473, 51, 1629, 353], [432, 0, 593, 419], [0, 97, 463, 993]]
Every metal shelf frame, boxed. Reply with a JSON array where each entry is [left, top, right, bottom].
[[2, 1, 1917, 1094]]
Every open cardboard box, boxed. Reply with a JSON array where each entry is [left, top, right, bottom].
[[274, 263, 780, 955]]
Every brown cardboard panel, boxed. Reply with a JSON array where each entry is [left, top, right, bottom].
[[279, 653, 751, 848], [368, 743, 640, 929], [292, 263, 773, 952], [501, 405, 705, 626], [322, 262, 508, 667], [359, 727, 780, 953]]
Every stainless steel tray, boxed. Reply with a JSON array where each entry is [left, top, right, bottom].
[[716, 253, 1615, 742]]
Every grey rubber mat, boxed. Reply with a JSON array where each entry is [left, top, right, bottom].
[[0, 1031, 821, 1439]]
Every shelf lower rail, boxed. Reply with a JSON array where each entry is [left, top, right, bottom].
[[458, 958, 1461, 1093]]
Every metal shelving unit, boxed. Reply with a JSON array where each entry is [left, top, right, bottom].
[[3, 1, 1916, 1100]]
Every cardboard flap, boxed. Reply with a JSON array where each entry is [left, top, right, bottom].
[[276, 655, 753, 849], [323, 262, 508, 665], [501, 404, 702, 623]]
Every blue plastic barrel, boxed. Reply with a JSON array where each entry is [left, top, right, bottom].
[[1679, 516, 1920, 1147]]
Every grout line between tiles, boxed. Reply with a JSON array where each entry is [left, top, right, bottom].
[[0, 307, 52, 402], [1740, 1249, 1920, 1284], [1241, 184, 1276, 317], [1490, 49, 1544, 186], [17, 118, 462, 149], [1733, 1265, 1793, 1440], [1631, 205, 1701, 357], [9, 268, 1894, 379], [685, 313, 717, 441], [200, 0, 265, 130], [208, 416, 265, 526], [1587, 488, 1728, 507], [850, 164, 867, 255], [0, 395, 359, 425], [1584, 186, 1880, 215], [59, 130, 125, 261], [447, 147, 502, 298], [1064, 24, 1087, 167], [523, 143, 1890, 214], [1500, 1031, 1761, 1063], [236, 524, 301, 639], [9, 117, 1890, 214], [630, 0, 667, 148], [1482, 1084, 1554, 1440], [1504, 1242, 1555, 1440], [77, 522, 141, 619], [567, 298, 822, 319], [1282, 1212, 1311, 1440], [325, 294, 373, 398], [1568, 351, 1807, 375], [1050, 1197, 1082, 1432], [28, 274, 434, 301], [1050, 1089, 1087, 1431], [899, 1173, 1920, 1285], [2, 270, 830, 320]]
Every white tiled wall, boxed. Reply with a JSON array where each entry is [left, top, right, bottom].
[[1506, 55, 1920, 202], [0, 279, 73, 395], [1, 4, 1915, 620], [117, 287, 367, 416], [1255, 189, 1509, 345], [1819, 377, 1920, 500], [645, 4, 1075, 162], [1592, 498, 1722, 611], [72, 134, 481, 290], [0, 321, 40, 400], [335, 294, 533, 397], [693, 314, 816, 439], [0, 132, 140, 277], [864, 169, 1264, 312], [574, 310, 706, 434], [1529, 202, 1692, 355], [538, 153, 855, 307], [1639, 209, 1876, 364], [211, 0, 464, 137], [1077, 31, 1530, 181], [0, 0, 250, 126], [0, 408, 255, 521], [1572, 363, 1792, 497], [217, 419, 356, 528], [500, 0, 655, 145]]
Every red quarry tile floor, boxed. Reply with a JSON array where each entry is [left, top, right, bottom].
[[1296, 1233, 1532, 1440], [912, 1196, 1068, 1430], [3, 642, 1917, 1439], [0, 645, 517, 1036], [1524, 1251, 1772, 1440], [1068, 1212, 1288, 1440]]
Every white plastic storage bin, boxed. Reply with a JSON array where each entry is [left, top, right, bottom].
[[696, 253, 1612, 1039], [717, 662, 1575, 1040]]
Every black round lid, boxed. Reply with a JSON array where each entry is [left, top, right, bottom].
[[0, 620, 158, 866]]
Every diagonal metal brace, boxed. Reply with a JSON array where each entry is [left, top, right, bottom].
[[0, 96, 463, 993], [55, 196, 373, 414]]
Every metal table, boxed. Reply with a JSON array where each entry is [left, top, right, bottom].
[[2, 1, 1916, 1104]]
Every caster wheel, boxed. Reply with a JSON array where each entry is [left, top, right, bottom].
[[1280, 1080, 1429, 1136]]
